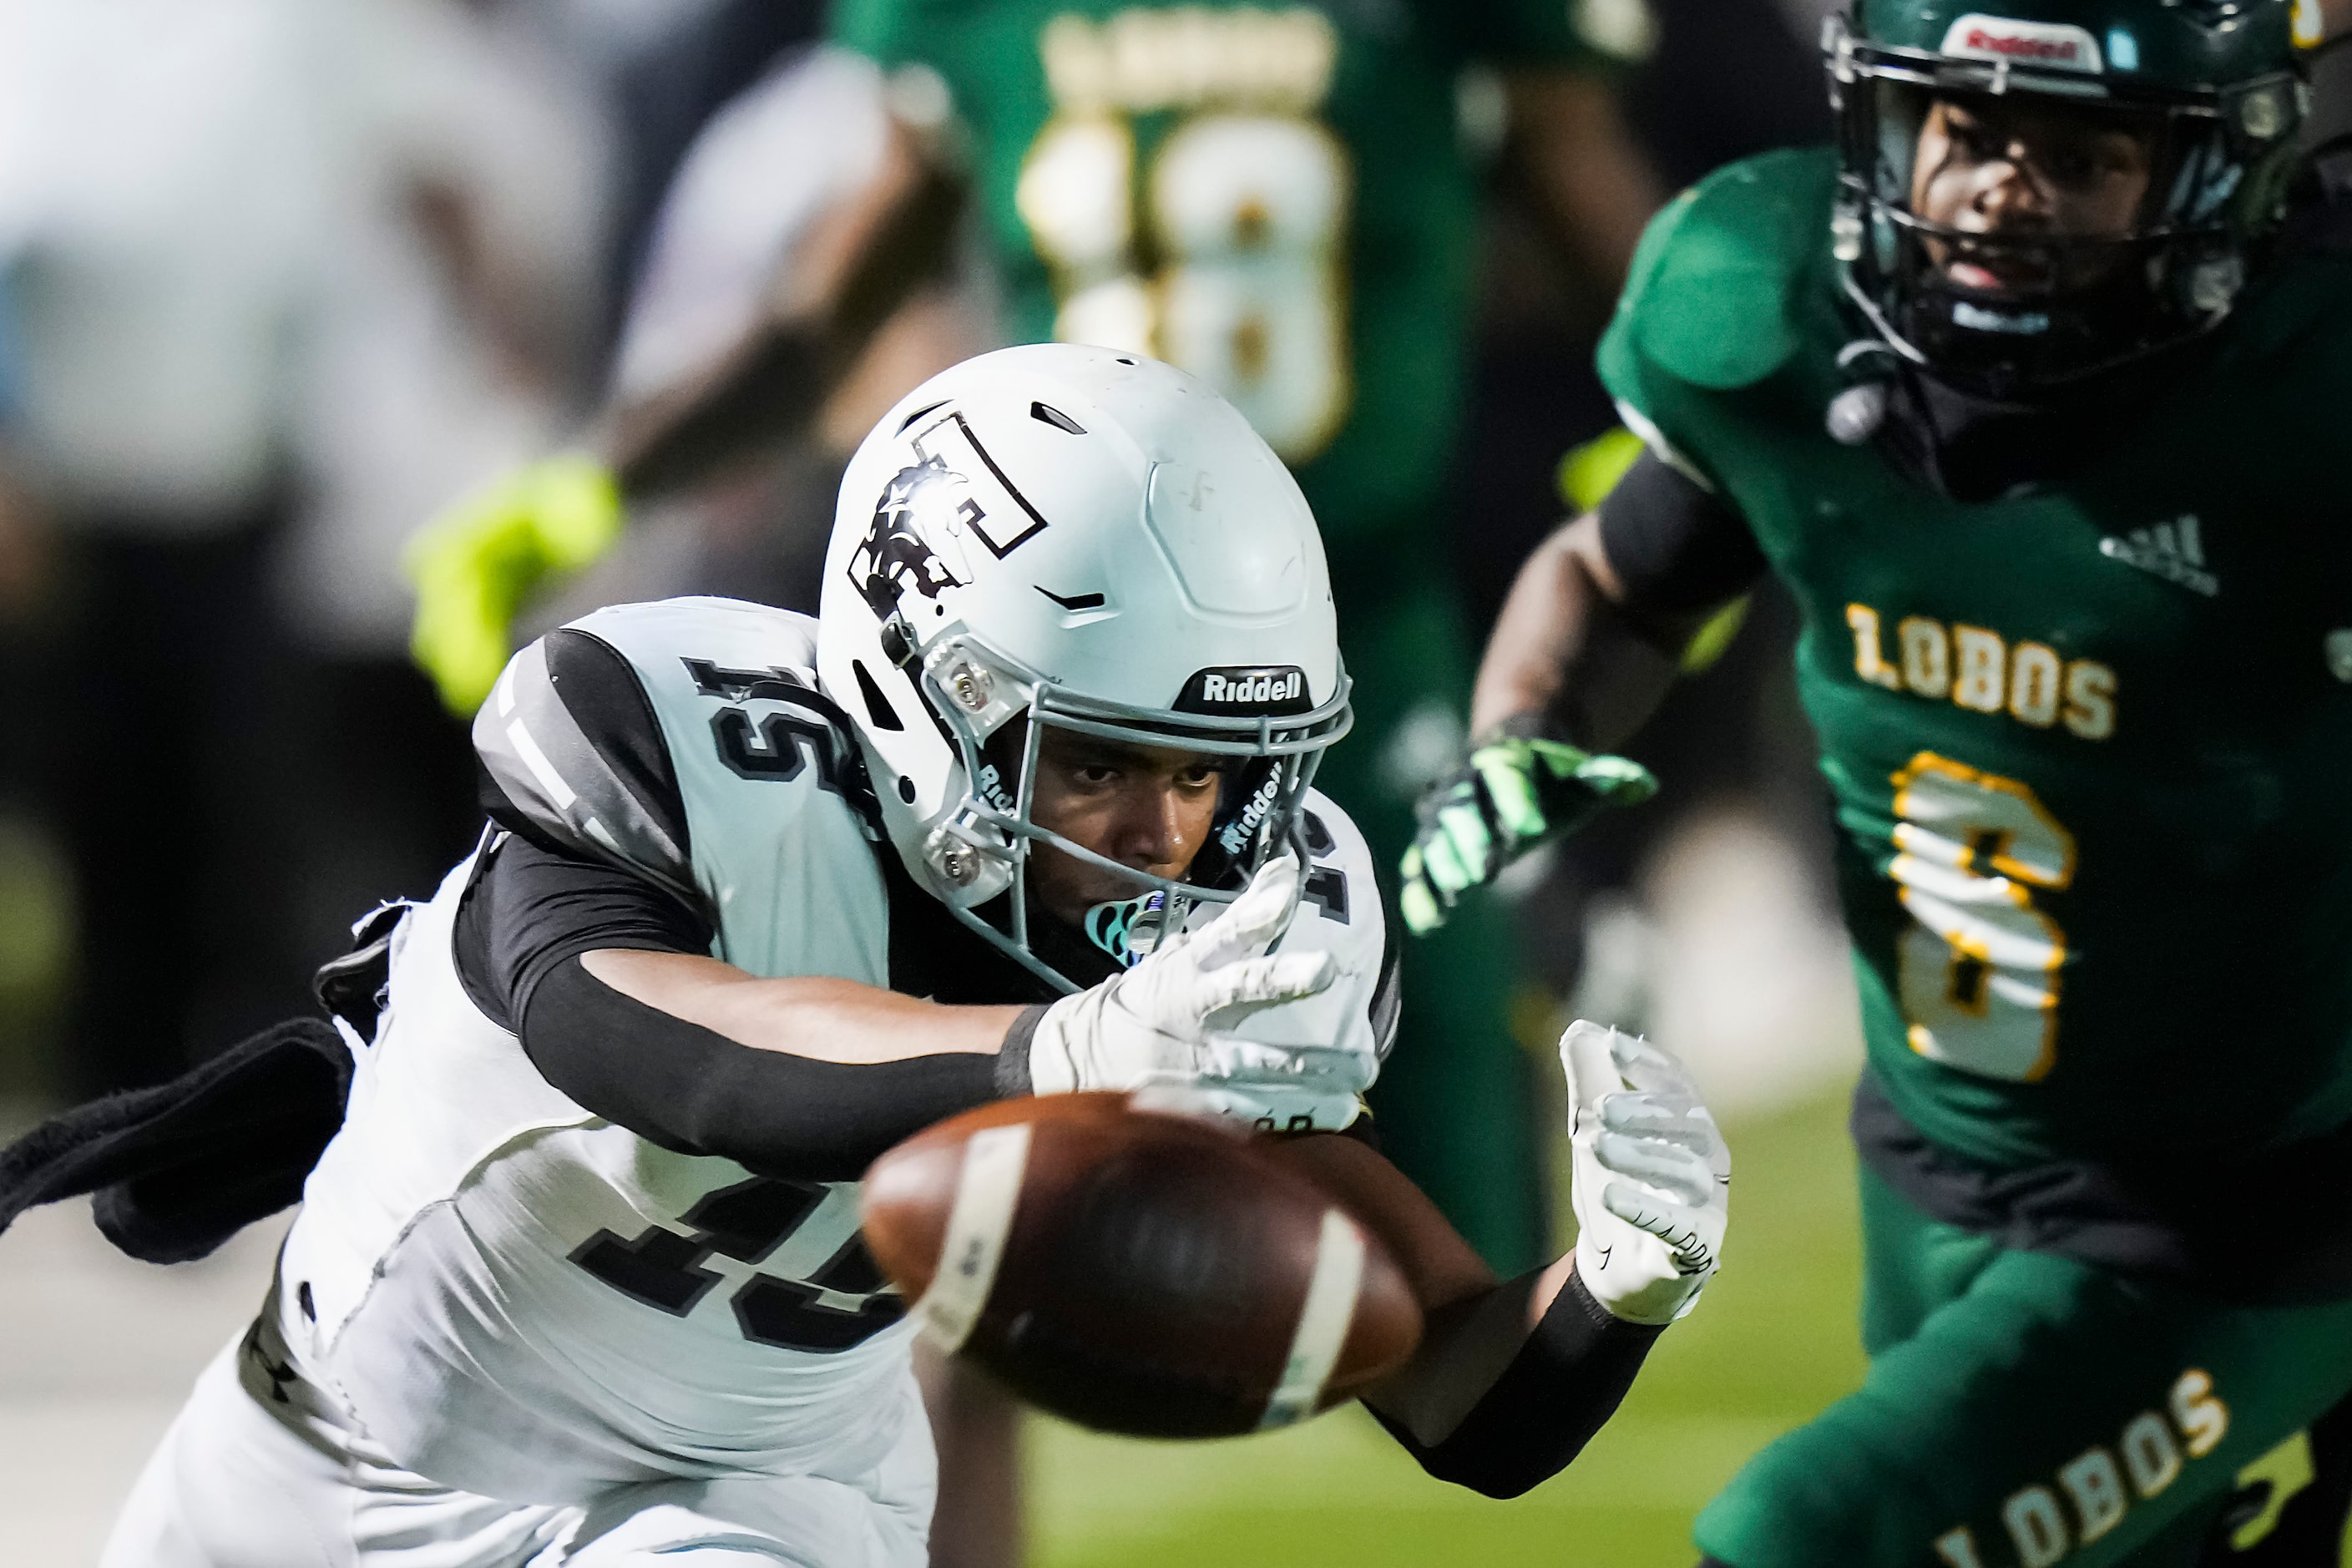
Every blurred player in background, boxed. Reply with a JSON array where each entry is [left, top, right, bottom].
[[564, 0, 826, 363], [1444, 0, 1845, 1057], [271, 0, 607, 1024], [0, 0, 326, 1095], [553, 38, 994, 624], [0, 0, 616, 1100], [80, 346, 1727, 1567], [1405, 0, 2352, 1560]]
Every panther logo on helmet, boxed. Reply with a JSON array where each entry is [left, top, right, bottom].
[[850, 460, 979, 620]]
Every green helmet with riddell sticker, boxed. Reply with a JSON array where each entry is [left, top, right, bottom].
[[1824, 0, 2319, 390]]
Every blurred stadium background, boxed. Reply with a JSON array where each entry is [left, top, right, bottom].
[[2, 0, 2339, 1558]]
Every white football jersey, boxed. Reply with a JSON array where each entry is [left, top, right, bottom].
[[279, 597, 1389, 1505]]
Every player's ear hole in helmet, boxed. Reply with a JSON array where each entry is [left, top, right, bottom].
[[815, 345, 1352, 995], [1824, 0, 2314, 392]]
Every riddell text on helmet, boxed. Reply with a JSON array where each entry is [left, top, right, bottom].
[[1938, 15, 2104, 72], [1965, 27, 2078, 60], [1178, 665, 1313, 714], [1202, 671, 1302, 704]]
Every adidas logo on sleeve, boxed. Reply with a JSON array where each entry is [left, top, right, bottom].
[[2100, 516, 2218, 598]]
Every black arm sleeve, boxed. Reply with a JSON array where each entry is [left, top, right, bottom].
[[1594, 450, 1768, 615], [454, 832, 1009, 1181], [1367, 1269, 1666, 1499], [524, 957, 1005, 1181]]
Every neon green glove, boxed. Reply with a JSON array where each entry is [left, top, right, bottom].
[[406, 453, 624, 715], [1398, 726, 1657, 936]]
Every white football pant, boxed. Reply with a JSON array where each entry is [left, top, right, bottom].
[[102, 1318, 934, 1568]]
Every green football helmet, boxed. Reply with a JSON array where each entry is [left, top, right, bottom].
[[1824, 0, 2320, 391]]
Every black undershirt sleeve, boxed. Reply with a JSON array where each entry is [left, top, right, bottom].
[[1366, 1269, 1665, 1499], [1594, 449, 1768, 615], [454, 832, 712, 1033], [524, 958, 1006, 1181], [454, 833, 1009, 1181]]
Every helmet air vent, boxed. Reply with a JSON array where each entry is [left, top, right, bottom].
[[852, 660, 904, 731], [1029, 401, 1087, 434], [896, 399, 950, 434]]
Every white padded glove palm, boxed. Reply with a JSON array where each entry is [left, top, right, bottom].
[[1026, 857, 1367, 1128], [1560, 1020, 1730, 1325]]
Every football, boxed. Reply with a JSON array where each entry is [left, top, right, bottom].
[[859, 1093, 1423, 1439]]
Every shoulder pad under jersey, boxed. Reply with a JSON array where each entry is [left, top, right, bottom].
[[1600, 147, 1838, 399], [476, 598, 888, 972]]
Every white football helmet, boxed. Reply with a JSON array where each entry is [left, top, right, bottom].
[[816, 344, 1352, 992]]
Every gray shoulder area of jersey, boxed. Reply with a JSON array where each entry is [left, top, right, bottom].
[[1306, 789, 1402, 1058], [474, 597, 829, 906], [1216, 787, 1397, 1061], [1290, 787, 1383, 959]]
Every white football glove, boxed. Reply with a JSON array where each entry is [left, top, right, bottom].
[[1026, 857, 1369, 1130], [1560, 1019, 1729, 1325]]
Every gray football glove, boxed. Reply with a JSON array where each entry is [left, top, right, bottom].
[[1027, 857, 1369, 1129], [1560, 1019, 1727, 1324]]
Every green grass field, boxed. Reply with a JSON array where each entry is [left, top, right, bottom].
[[1021, 1087, 1869, 1568]]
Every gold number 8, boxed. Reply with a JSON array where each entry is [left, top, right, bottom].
[[1018, 109, 1352, 462], [1888, 751, 2076, 1083]]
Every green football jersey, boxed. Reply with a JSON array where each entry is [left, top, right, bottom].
[[831, 0, 1607, 546], [1600, 147, 2352, 1170]]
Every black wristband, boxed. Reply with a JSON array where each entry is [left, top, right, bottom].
[[995, 1004, 1051, 1098], [1369, 1265, 1667, 1499], [1558, 1262, 1660, 1337]]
